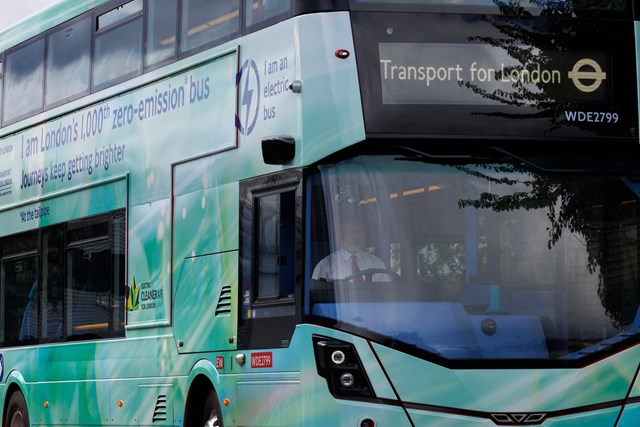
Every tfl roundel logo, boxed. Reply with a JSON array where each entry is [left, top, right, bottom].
[[568, 58, 606, 93]]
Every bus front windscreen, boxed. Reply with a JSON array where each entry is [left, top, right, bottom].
[[349, 0, 630, 16], [306, 147, 640, 365]]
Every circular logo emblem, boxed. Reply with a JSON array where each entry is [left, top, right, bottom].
[[568, 58, 606, 93], [235, 59, 260, 136]]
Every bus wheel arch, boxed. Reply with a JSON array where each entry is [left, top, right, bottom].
[[3, 386, 29, 427], [185, 374, 223, 427]]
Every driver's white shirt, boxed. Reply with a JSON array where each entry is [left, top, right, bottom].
[[312, 248, 386, 281]]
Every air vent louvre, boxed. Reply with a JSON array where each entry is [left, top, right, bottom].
[[215, 286, 232, 316], [152, 394, 167, 422]]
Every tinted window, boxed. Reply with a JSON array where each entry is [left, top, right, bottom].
[[66, 212, 126, 340], [97, 0, 143, 29], [0, 233, 38, 347], [93, 19, 143, 90], [350, 0, 629, 15], [307, 152, 640, 366], [146, 0, 178, 68], [66, 238, 112, 339], [257, 191, 296, 300], [3, 39, 45, 124], [180, 0, 240, 52], [238, 171, 301, 350], [0, 60, 3, 123], [39, 228, 65, 342], [0, 210, 125, 347], [2, 255, 38, 346], [46, 18, 91, 107], [68, 219, 109, 242], [245, 0, 291, 28]]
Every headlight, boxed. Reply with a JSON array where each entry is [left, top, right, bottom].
[[313, 335, 375, 398]]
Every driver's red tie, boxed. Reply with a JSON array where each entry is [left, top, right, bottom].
[[351, 255, 363, 283]]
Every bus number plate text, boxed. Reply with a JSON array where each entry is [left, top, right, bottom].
[[251, 352, 273, 368]]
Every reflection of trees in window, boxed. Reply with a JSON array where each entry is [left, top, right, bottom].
[[458, 163, 639, 327], [459, 13, 569, 133], [498, 215, 557, 288], [458, 0, 627, 135], [391, 243, 401, 274], [417, 242, 465, 299]]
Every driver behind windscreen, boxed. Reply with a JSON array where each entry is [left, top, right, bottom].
[[312, 218, 388, 282]]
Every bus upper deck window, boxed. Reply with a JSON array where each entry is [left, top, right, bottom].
[[97, 0, 143, 30], [180, 0, 240, 53], [45, 18, 91, 108], [145, 0, 178, 69], [0, 59, 3, 125], [245, 0, 292, 29], [2, 40, 45, 125], [93, 2, 143, 91]]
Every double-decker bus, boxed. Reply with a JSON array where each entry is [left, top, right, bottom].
[[0, 0, 638, 426]]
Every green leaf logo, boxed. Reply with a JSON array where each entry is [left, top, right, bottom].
[[127, 277, 141, 312]]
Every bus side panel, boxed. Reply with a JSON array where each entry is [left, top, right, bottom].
[[136, 383, 175, 426], [172, 181, 239, 261], [236, 375, 301, 426], [127, 199, 172, 326], [30, 380, 108, 425], [172, 175, 239, 354], [617, 402, 640, 427], [173, 251, 238, 354], [296, 12, 366, 164]]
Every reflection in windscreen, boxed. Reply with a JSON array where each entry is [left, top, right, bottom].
[[306, 154, 640, 362], [350, 0, 627, 14]]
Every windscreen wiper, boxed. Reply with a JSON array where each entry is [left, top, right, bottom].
[[488, 146, 588, 173], [393, 145, 496, 164]]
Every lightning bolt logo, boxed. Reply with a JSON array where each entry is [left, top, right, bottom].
[[242, 73, 254, 130], [235, 59, 260, 136]]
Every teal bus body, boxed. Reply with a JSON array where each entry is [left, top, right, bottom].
[[0, 0, 638, 426]]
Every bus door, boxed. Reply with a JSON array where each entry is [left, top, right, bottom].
[[236, 169, 303, 426]]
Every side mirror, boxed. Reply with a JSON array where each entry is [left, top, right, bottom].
[[262, 136, 295, 165]]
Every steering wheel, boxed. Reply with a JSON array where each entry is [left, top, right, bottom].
[[342, 268, 401, 283]]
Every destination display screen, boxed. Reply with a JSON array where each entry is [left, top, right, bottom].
[[352, 12, 638, 140]]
